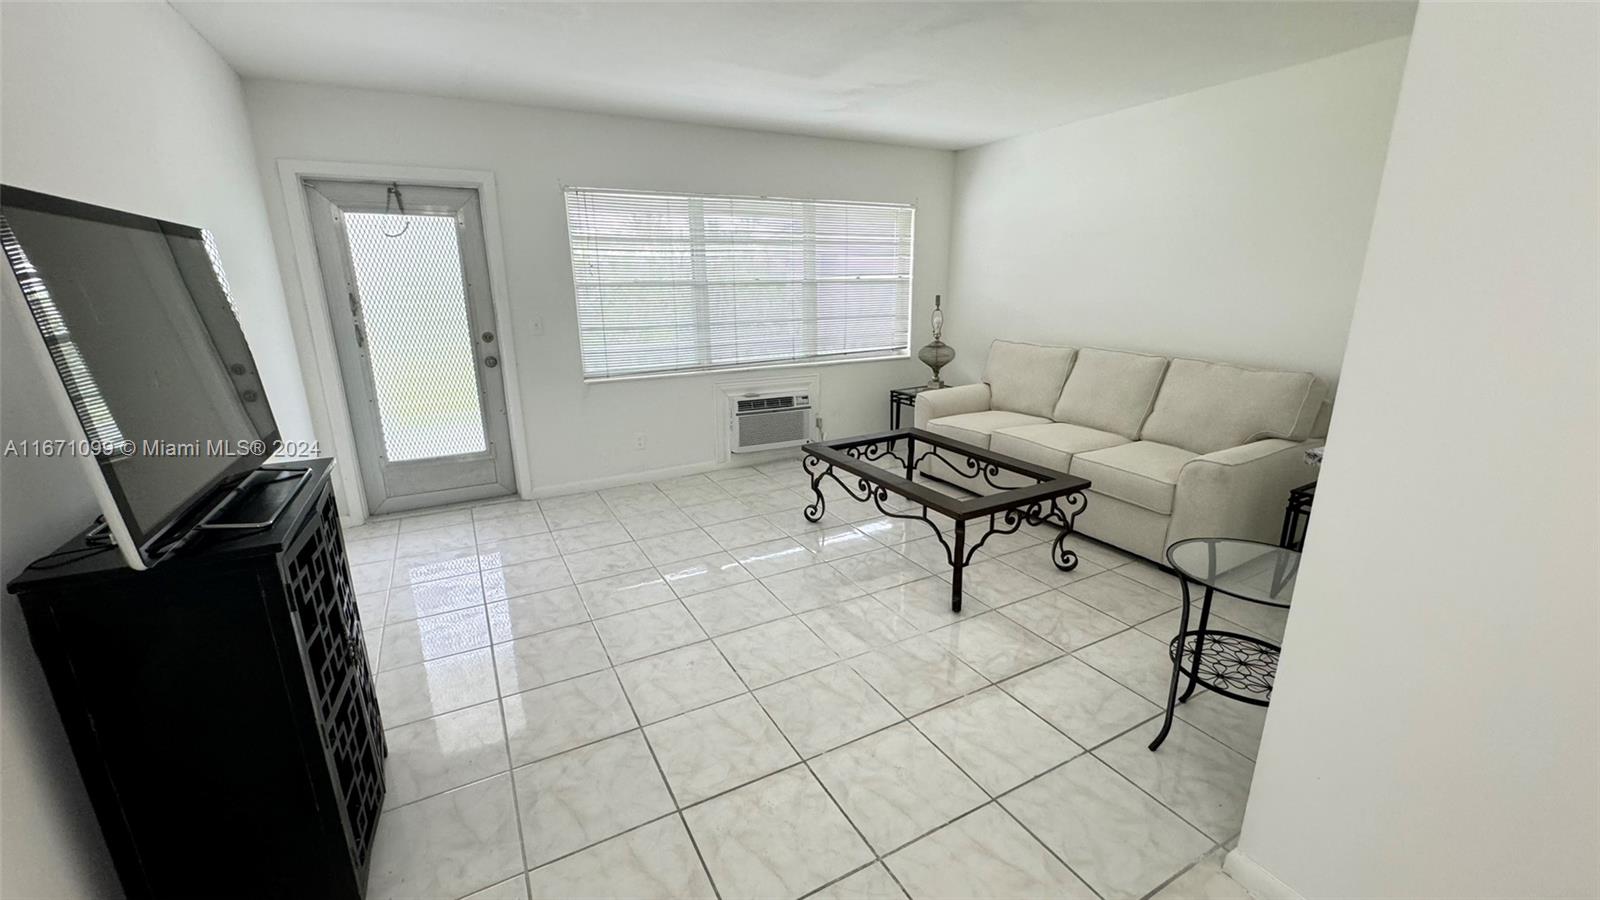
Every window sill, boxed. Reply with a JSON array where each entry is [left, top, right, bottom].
[[582, 352, 912, 385]]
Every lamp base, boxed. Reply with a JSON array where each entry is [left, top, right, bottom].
[[918, 340, 955, 392]]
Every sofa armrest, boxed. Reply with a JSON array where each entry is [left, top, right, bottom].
[[1166, 439, 1322, 550], [913, 383, 992, 429]]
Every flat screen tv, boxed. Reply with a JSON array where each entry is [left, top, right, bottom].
[[2, 185, 279, 570]]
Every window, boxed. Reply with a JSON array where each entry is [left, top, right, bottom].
[[564, 187, 914, 380]]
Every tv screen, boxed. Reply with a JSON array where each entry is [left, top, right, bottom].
[[2, 185, 279, 568]]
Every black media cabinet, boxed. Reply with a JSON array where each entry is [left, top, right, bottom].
[[6, 459, 385, 900]]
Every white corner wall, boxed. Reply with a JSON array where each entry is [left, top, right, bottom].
[[1, 4, 313, 897], [241, 81, 952, 502], [1231, 2, 1599, 897], [944, 37, 1410, 384]]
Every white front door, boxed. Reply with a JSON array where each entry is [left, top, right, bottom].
[[305, 179, 516, 515]]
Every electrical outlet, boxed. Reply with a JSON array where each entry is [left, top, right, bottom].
[[632, 433, 647, 451]]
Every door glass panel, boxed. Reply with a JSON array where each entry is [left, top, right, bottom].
[[344, 212, 487, 462]]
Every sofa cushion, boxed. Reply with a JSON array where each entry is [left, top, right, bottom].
[[927, 411, 1051, 449], [1140, 358, 1327, 454], [1070, 441, 1197, 515], [984, 341, 1077, 418], [1052, 348, 1170, 439], [992, 423, 1128, 473]]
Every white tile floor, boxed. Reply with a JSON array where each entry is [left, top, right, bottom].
[[345, 458, 1277, 900]]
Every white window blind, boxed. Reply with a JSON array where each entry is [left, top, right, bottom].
[[564, 187, 914, 380]]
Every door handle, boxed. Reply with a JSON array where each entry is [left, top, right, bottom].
[[485, 356, 499, 368], [348, 291, 367, 348]]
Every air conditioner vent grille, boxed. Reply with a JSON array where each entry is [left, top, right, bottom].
[[736, 395, 803, 414], [728, 389, 814, 453]]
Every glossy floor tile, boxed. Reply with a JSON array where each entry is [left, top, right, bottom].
[[525, 815, 716, 900], [384, 702, 510, 809], [924, 611, 1063, 680], [367, 774, 523, 900], [755, 663, 902, 759], [492, 623, 610, 694], [374, 647, 498, 727], [684, 766, 874, 898], [714, 615, 838, 687], [885, 805, 1096, 900], [501, 670, 637, 766], [614, 640, 745, 724], [911, 687, 1080, 794], [810, 863, 905, 900], [1002, 756, 1214, 900], [1095, 720, 1256, 841], [349, 467, 1261, 899], [646, 694, 800, 804], [513, 731, 676, 867], [1000, 656, 1162, 748], [811, 722, 988, 854]]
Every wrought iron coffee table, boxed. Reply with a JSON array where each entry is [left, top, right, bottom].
[[1149, 537, 1298, 750], [801, 428, 1091, 612]]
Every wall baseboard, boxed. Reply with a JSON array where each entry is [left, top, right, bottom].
[[522, 449, 801, 499], [337, 448, 806, 529], [1223, 848, 1306, 900]]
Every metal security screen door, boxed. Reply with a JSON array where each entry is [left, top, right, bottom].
[[305, 180, 515, 514]]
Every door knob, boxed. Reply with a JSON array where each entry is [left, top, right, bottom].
[[485, 356, 499, 368]]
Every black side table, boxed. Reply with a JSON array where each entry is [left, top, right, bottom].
[[1149, 538, 1298, 751], [1280, 481, 1316, 550], [889, 384, 937, 429]]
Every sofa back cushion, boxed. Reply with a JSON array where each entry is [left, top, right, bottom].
[[1052, 348, 1170, 439], [984, 340, 1077, 418], [1141, 358, 1327, 453]]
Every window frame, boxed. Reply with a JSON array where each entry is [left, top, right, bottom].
[[562, 186, 916, 383]]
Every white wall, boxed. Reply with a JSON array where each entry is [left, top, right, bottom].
[[0, 4, 313, 897], [944, 37, 1410, 384], [1231, 3, 1599, 897], [242, 81, 952, 504]]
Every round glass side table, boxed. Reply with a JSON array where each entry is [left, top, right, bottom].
[[1148, 538, 1299, 751]]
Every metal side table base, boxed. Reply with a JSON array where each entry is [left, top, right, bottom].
[[1150, 538, 1297, 751]]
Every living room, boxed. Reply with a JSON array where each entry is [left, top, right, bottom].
[[1, 3, 1594, 900]]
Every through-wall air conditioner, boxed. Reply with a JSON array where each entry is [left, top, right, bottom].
[[730, 390, 814, 453]]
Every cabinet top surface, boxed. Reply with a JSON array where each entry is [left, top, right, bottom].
[[7, 459, 336, 593]]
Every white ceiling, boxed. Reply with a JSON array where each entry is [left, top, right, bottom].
[[174, 1, 1415, 150]]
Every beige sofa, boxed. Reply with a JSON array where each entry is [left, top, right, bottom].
[[914, 340, 1329, 565]]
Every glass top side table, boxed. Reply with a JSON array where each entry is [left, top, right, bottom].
[[1149, 537, 1299, 751], [888, 385, 938, 429]]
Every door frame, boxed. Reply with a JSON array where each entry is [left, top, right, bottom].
[[275, 159, 533, 525], [304, 180, 516, 514]]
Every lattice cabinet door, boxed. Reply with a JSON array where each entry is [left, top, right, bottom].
[[282, 488, 387, 878]]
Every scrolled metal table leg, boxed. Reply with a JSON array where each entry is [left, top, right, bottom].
[[1149, 576, 1194, 751], [1051, 491, 1087, 572], [950, 520, 967, 613], [1052, 527, 1080, 572], [802, 456, 827, 523]]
